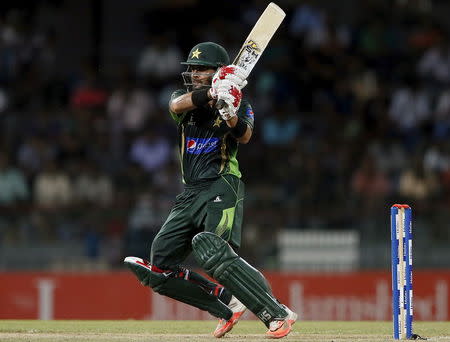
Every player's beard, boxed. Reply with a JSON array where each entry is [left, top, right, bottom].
[[193, 82, 210, 90], [182, 71, 214, 91]]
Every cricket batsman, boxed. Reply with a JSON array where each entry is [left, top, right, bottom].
[[125, 42, 297, 339]]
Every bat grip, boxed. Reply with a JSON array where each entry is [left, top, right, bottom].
[[216, 99, 226, 110]]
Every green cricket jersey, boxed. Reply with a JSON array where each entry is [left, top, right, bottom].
[[169, 89, 255, 186]]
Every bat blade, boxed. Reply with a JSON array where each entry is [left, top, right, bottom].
[[216, 2, 285, 110], [233, 2, 286, 75]]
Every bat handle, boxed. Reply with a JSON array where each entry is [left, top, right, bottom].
[[216, 99, 226, 110]]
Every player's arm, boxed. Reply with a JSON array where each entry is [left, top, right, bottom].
[[226, 116, 252, 144], [169, 88, 215, 114]]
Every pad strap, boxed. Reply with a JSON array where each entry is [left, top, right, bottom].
[[230, 118, 247, 138]]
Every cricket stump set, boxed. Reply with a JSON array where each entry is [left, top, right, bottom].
[[390, 204, 413, 340]]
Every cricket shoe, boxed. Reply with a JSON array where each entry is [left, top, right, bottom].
[[265, 305, 298, 339], [124, 256, 153, 286], [213, 296, 247, 338]]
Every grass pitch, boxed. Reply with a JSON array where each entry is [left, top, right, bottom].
[[0, 320, 449, 342]]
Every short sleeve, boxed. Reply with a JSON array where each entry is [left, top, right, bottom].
[[237, 99, 254, 130]]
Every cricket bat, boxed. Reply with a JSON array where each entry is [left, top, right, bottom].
[[217, 2, 286, 109]]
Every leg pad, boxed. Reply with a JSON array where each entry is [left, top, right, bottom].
[[124, 256, 232, 319], [192, 232, 287, 325]]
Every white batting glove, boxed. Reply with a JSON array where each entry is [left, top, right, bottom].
[[213, 65, 248, 90], [208, 87, 218, 100], [219, 107, 236, 121], [216, 79, 242, 121]]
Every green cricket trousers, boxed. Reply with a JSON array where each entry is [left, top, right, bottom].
[[151, 174, 245, 269]]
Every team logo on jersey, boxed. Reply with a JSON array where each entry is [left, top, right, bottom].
[[213, 117, 222, 127], [186, 137, 219, 154], [246, 107, 254, 118]]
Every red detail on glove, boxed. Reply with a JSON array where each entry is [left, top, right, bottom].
[[229, 86, 242, 107], [218, 66, 236, 80]]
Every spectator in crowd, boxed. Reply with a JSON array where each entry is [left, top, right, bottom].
[[261, 105, 300, 146], [351, 154, 391, 214], [432, 87, 450, 139], [129, 127, 172, 174], [72, 159, 114, 207], [398, 154, 439, 201], [388, 76, 431, 143], [125, 192, 160, 258], [136, 31, 183, 88], [348, 59, 379, 103], [107, 65, 156, 133], [0, 151, 29, 206], [33, 159, 73, 211], [368, 138, 408, 178], [115, 162, 152, 203], [70, 59, 108, 110], [289, 0, 326, 48], [16, 135, 55, 178], [417, 32, 450, 86], [423, 142, 450, 173]]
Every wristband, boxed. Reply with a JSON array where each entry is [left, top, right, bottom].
[[230, 118, 247, 138], [191, 88, 211, 107]]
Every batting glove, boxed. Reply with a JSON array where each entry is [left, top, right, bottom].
[[213, 65, 248, 90], [216, 79, 242, 121]]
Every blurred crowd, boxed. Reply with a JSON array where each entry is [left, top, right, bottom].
[[1, 0, 450, 268]]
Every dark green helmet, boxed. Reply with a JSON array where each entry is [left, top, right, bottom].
[[181, 42, 230, 68]]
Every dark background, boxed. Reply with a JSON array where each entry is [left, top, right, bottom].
[[1, 0, 450, 270]]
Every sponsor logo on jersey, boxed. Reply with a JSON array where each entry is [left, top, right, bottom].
[[246, 107, 254, 118], [186, 137, 219, 154]]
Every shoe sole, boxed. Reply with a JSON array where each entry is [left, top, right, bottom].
[[214, 323, 234, 338], [266, 312, 298, 339], [265, 324, 292, 339], [214, 310, 246, 338]]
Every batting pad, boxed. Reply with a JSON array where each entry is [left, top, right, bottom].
[[124, 256, 232, 320], [192, 232, 287, 326]]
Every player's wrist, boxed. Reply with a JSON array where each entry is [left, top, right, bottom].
[[207, 88, 213, 99], [230, 117, 247, 138], [191, 88, 211, 107]]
